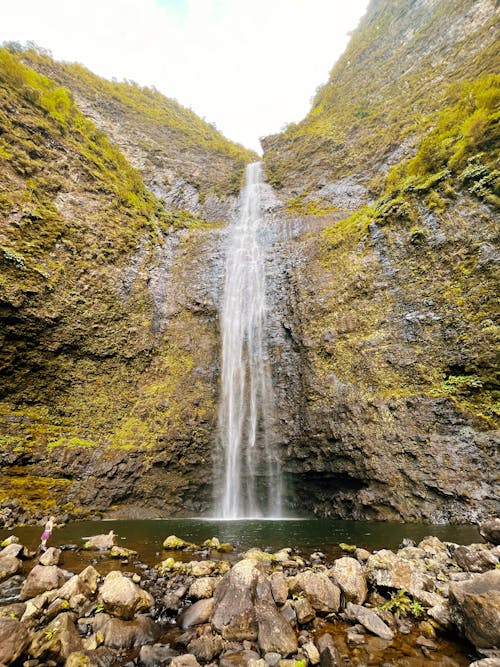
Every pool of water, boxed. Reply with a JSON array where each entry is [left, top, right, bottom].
[[0, 518, 482, 567]]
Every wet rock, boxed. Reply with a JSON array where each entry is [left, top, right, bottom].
[[0, 616, 29, 663], [346, 627, 366, 645], [109, 546, 137, 559], [179, 598, 215, 629], [39, 547, 62, 566], [20, 564, 66, 600], [416, 635, 437, 651], [345, 602, 394, 641], [162, 592, 181, 610], [449, 570, 500, 649], [317, 633, 342, 667], [101, 615, 159, 649], [99, 570, 154, 620], [329, 557, 367, 605], [0, 573, 23, 603], [139, 643, 179, 666], [479, 519, 500, 545], [0, 555, 21, 582], [289, 571, 341, 612], [188, 631, 224, 661], [452, 544, 498, 572], [163, 535, 199, 550], [29, 612, 83, 660], [83, 531, 116, 550], [270, 571, 288, 606]]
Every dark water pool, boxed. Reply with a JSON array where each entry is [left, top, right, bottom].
[[0, 518, 481, 567]]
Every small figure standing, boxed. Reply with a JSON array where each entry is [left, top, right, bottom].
[[40, 515, 56, 550]]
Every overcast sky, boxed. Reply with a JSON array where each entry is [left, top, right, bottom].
[[0, 0, 369, 152]]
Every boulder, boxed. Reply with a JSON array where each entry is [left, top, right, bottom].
[[302, 641, 320, 665], [163, 535, 199, 550], [0, 555, 21, 583], [365, 550, 430, 594], [330, 557, 367, 604], [479, 519, 500, 545], [65, 652, 93, 667], [39, 547, 62, 566], [20, 564, 66, 600], [449, 570, 500, 649], [109, 546, 137, 559], [188, 577, 218, 599], [179, 598, 215, 629], [101, 615, 158, 649], [345, 603, 394, 641], [78, 565, 100, 594], [82, 531, 116, 550], [0, 616, 29, 663], [211, 558, 297, 655], [0, 535, 19, 547], [187, 631, 224, 661], [28, 612, 83, 660], [289, 571, 341, 612], [1, 543, 26, 559], [293, 596, 315, 624], [219, 650, 260, 667], [99, 570, 153, 620], [317, 633, 342, 667], [452, 544, 498, 573], [270, 572, 288, 606]]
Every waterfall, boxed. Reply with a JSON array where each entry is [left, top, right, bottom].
[[217, 162, 282, 519]]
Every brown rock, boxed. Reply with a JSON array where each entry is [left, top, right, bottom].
[[0, 555, 21, 583], [180, 598, 215, 629], [0, 617, 29, 663], [270, 571, 288, 605], [29, 612, 83, 660], [290, 571, 341, 612], [453, 544, 498, 573], [479, 519, 500, 545], [345, 603, 394, 641], [293, 596, 316, 624], [20, 564, 66, 600], [101, 615, 158, 649], [99, 571, 153, 620], [39, 547, 62, 566], [83, 531, 116, 550], [330, 557, 367, 604], [449, 570, 500, 649]]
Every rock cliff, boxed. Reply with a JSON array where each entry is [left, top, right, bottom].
[[0, 46, 254, 523], [262, 0, 499, 520]]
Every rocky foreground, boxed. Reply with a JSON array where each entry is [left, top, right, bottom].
[[0, 521, 499, 667]]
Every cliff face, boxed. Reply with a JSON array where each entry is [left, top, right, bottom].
[[0, 47, 254, 524], [262, 0, 499, 521]]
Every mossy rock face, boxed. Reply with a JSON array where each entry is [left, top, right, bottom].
[[162, 535, 199, 551]]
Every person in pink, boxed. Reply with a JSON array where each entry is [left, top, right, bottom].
[[40, 516, 56, 550]]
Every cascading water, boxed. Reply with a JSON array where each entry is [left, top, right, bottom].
[[217, 162, 282, 519]]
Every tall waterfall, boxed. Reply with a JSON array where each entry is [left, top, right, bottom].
[[217, 162, 282, 519]]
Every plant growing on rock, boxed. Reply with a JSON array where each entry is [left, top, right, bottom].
[[381, 589, 426, 619]]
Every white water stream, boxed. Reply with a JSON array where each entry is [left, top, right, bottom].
[[217, 162, 282, 519]]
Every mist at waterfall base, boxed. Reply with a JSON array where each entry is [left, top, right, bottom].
[[216, 162, 282, 519]]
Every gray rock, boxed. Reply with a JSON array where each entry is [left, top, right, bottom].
[[0, 616, 29, 663], [289, 571, 341, 612], [179, 598, 214, 629], [20, 564, 66, 600], [302, 641, 321, 664], [330, 557, 367, 604], [280, 600, 297, 627], [345, 602, 394, 641], [365, 550, 430, 594], [480, 519, 500, 545], [99, 570, 154, 620], [264, 652, 282, 666], [188, 577, 217, 599], [449, 570, 500, 649]]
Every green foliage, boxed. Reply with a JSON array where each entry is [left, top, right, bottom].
[[381, 589, 426, 619], [286, 192, 340, 216]]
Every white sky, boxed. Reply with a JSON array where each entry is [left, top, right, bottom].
[[0, 0, 369, 152]]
